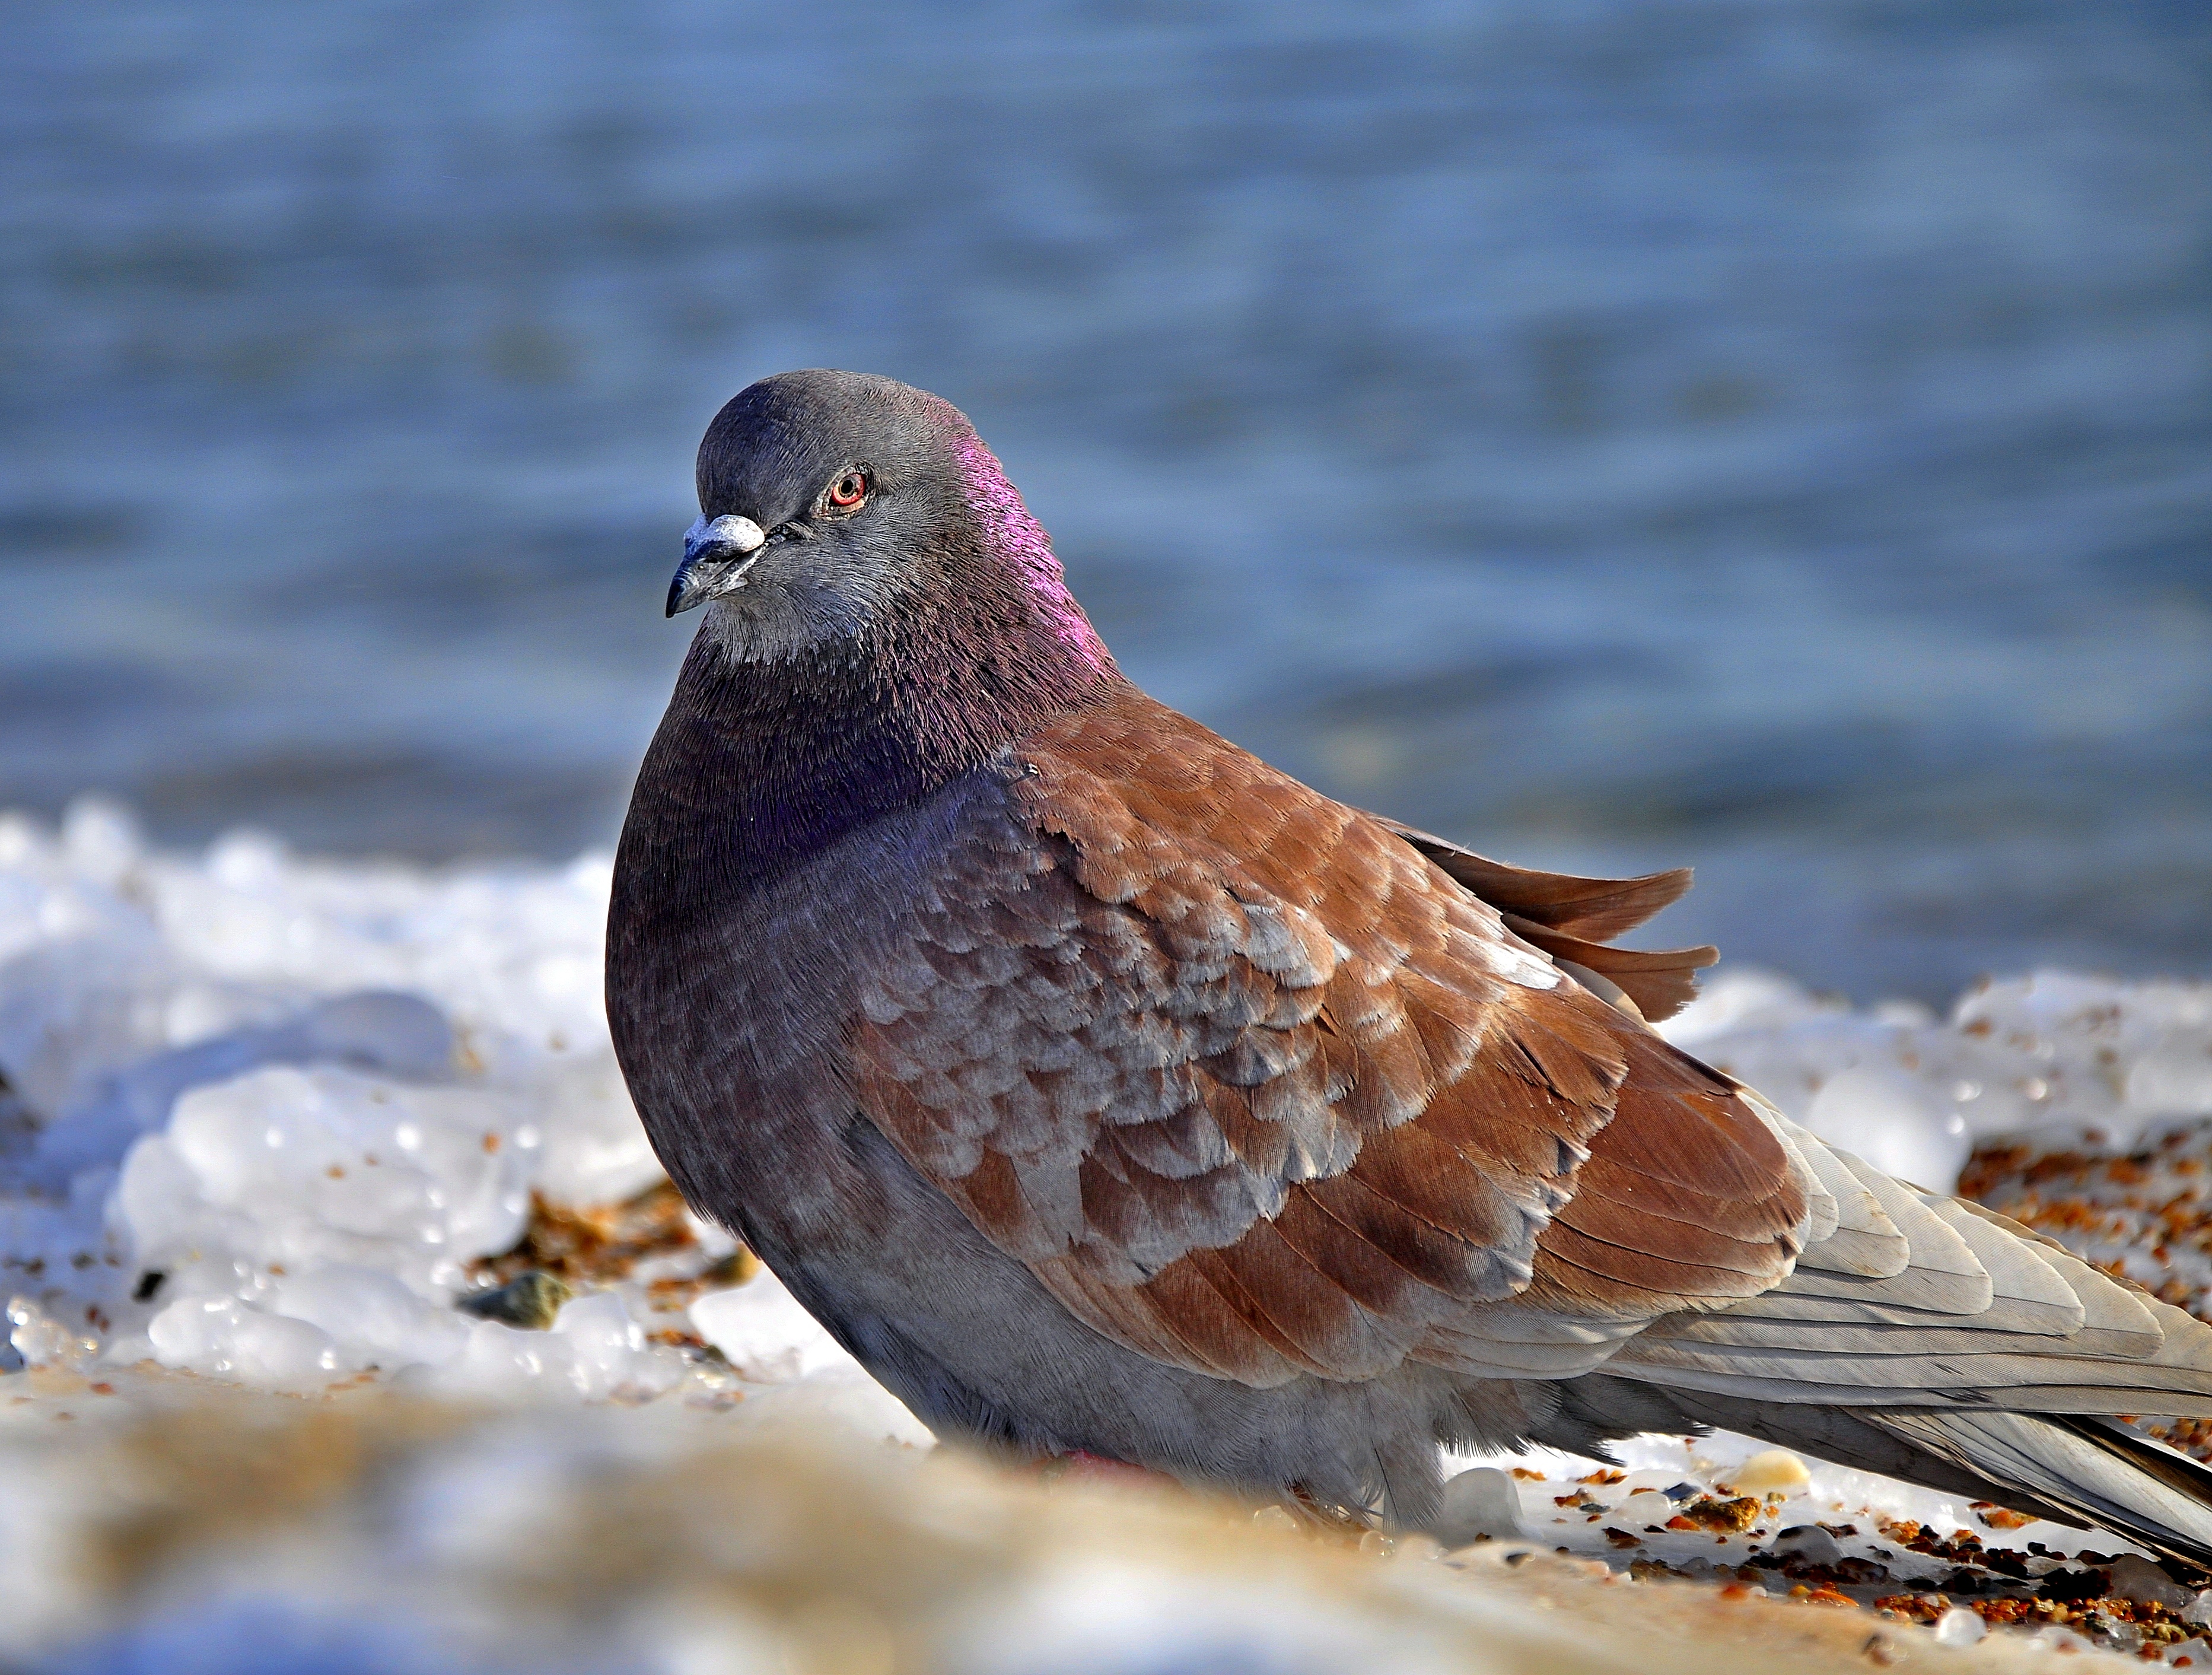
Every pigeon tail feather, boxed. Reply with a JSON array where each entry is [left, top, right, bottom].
[[1874, 1410, 2212, 1571]]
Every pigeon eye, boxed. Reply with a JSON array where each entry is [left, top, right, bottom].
[[826, 470, 868, 510]]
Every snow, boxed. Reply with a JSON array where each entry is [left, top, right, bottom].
[[689, 1275, 853, 1383], [1660, 965, 2212, 1188], [2, 796, 2212, 1663]]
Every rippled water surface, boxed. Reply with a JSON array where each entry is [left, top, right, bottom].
[[3, 1, 2208, 1000]]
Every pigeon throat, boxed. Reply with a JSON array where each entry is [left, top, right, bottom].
[[653, 577, 1121, 892]]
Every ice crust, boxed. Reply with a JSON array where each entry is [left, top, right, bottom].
[[1, 794, 2209, 1438], [1659, 965, 2212, 1188], [0, 799, 918, 1432]]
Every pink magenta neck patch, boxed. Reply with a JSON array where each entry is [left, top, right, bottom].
[[950, 428, 1110, 672]]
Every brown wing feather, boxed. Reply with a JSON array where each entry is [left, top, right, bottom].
[[1379, 819, 1717, 1021], [1379, 820, 1692, 939], [854, 688, 1804, 1385], [1498, 916, 1718, 1023], [1524, 1029, 1804, 1318]]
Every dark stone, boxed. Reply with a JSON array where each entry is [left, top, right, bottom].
[[456, 1270, 574, 1330], [2038, 1568, 2110, 1604]]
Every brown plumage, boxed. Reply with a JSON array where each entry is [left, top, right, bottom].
[[856, 690, 1802, 1385], [610, 371, 2212, 1556]]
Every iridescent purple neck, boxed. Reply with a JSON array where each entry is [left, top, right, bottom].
[[950, 431, 1110, 673]]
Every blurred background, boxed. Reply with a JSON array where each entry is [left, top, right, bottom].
[[2, 0, 2207, 1005]]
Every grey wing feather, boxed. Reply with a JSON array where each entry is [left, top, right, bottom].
[[1757, 1108, 1904, 1277], [1608, 1127, 2212, 1407], [1414, 1309, 1650, 1378]]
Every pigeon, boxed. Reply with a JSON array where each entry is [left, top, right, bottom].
[[609, 370, 2212, 1556]]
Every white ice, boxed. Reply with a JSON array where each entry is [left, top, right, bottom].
[[1660, 964, 2212, 1188]]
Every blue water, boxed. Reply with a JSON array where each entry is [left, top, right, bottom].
[[2, 1, 2208, 1003]]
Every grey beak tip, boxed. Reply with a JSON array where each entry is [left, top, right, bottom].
[[667, 514, 766, 617]]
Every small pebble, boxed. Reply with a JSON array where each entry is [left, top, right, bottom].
[[1432, 1466, 1527, 1547], [1617, 1490, 1675, 1525], [455, 1270, 573, 1330], [1731, 1449, 1812, 1496], [1775, 1525, 1844, 1566], [1934, 1607, 1985, 1646]]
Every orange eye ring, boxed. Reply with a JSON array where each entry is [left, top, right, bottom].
[[826, 470, 868, 509]]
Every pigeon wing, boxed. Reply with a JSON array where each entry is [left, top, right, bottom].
[[853, 692, 1806, 1386]]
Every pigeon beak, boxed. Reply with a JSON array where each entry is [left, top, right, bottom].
[[667, 514, 768, 616]]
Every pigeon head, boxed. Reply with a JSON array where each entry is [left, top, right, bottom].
[[639, 372, 1122, 882], [673, 370, 1112, 682]]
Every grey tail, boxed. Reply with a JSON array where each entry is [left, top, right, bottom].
[[1867, 1410, 2212, 1572], [1633, 1381, 2212, 1571]]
